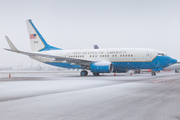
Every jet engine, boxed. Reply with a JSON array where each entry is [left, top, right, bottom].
[[90, 61, 113, 73]]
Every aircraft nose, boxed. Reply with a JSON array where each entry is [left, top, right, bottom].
[[172, 58, 177, 64], [170, 57, 177, 64]]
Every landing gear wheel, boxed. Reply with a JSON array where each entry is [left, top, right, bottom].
[[175, 70, 179, 73], [151, 71, 156, 76], [134, 69, 141, 74], [85, 71, 88, 75], [80, 70, 88, 76], [93, 73, 99, 76]]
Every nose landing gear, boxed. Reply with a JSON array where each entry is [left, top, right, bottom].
[[175, 70, 179, 73], [151, 71, 156, 76]]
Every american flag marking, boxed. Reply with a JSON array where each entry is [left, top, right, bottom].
[[30, 34, 36, 39]]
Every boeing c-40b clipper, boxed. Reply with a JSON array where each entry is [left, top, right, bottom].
[[4, 19, 177, 76]]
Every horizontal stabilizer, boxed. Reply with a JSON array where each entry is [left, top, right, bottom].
[[5, 36, 19, 52], [4, 36, 94, 67]]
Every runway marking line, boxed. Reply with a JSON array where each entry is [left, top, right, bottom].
[[152, 78, 172, 83]]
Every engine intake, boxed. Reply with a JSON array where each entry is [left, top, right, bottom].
[[90, 61, 113, 73]]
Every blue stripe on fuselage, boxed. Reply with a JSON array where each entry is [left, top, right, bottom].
[[45, 56, 176, 70], [112, 56, 176, 69]]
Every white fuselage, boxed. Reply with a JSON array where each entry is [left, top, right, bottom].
[[31, 48, 163, 63]]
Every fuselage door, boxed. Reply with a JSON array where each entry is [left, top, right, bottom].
[[146, 51, 151, 61]]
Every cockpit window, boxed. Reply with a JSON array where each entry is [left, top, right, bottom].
[[158, 53, 165, 56]]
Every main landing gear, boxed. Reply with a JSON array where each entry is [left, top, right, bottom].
[[80, 70, 100, 76], [151, 71, 156, 76], [93, 73, 99, 76], [80, 70, 88, 76]]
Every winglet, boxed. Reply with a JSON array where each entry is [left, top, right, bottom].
[[4, 36, 19, 52]]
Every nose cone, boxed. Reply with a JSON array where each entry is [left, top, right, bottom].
[[172, 58, 177, 64], [169, 57, 177, 65]]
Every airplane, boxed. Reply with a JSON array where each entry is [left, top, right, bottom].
[[4, 19, 177, 76], [164, 62, 180, 73]]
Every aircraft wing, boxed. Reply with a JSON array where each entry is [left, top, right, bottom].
[[4, 36, 94, 67]]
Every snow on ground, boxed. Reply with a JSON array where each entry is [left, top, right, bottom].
[[0, 71, 177, 102], [0, 71, 180, 120]]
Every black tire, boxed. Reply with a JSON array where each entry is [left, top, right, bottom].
[[175, 70, 179, 73], [93, 73, 99, 76], [85, 71, 88, 76], [80, 70, 88, 76], [151, 71, 156, 76]]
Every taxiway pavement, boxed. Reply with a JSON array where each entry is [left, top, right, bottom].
[[0, 72, 180, 120]]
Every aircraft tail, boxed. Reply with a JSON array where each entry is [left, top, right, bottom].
[[94, 45, 99, 49], [26, 19, 62, 52]]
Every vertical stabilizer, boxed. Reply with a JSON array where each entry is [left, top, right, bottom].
[[94, 45, 99, 49], [26, 19, 62, 52]]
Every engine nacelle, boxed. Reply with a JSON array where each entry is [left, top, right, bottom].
[[90, 61, 113, 73]]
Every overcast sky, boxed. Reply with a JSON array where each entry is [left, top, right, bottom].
[[0, 0, 180, 68]]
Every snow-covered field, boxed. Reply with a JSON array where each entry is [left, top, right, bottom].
[[0, 71, 180, 120]]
